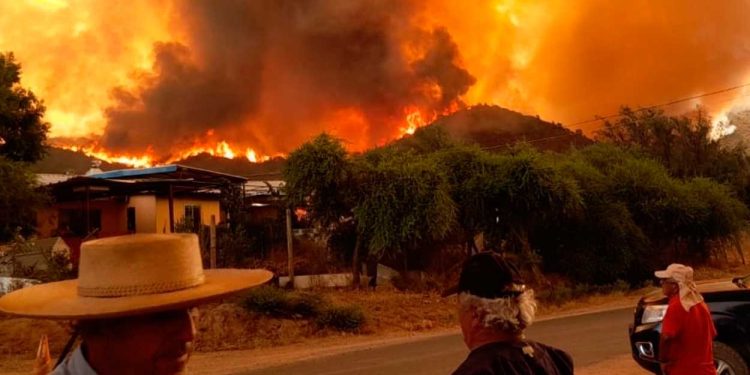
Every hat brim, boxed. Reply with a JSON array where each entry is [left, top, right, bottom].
[[654, 270, 672, 279], [0, 269, 273, 320]]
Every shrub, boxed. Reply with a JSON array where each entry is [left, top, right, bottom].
[[390, 272, 442, 293], [242, 286, 290, 316], [242, 286, 329, 318], [316, 305, 366, 332], [286, 292, 327, 318]]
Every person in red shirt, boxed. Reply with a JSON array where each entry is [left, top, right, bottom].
[[656, 264, 717, 375]]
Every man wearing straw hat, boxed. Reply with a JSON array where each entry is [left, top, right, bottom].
[[0, 233, 273, 374], [654, 263, 716, 375]]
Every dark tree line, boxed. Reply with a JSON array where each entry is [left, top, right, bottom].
[[285, 108, 750, 286], [0, 52, 49, 242]]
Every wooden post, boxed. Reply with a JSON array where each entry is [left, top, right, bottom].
[[168, 184, 175, 233], [85, 185, 90, 235], [209, 215, 217, 269], [286, 208, 294, 286]]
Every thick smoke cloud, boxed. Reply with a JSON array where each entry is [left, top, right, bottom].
[[4, 0, 750, 157], [432, 0, 750, 131], [101, 0, 475, 158]]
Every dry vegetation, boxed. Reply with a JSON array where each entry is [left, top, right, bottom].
[[0, 286, 644, 373], [1, 259, 748, 373]]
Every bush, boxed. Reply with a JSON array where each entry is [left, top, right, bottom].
[[242, 286, 290, 316], [316, 305, 366, 332], [242, 286, 328, 318], [286, 292, 327, 318], [390, 272, 442, 293]]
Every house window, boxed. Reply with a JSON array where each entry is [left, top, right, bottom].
[[127, 207, 136, 233], [58, 209, 101, 236], [184, 205, 202, 232]]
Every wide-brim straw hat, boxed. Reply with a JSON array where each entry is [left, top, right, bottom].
[[0, 233, 273, 319]]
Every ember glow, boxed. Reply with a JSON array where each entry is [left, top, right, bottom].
[[55, 139, 272, 167], [3, 0, 750, 167], [58, 144, 154, 169]]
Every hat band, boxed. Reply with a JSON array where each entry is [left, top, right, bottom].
[[77, 274, 206, 297]]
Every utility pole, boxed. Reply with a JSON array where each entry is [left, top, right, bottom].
[[286, 207, 294, 287], [209, 215, 217, 268]]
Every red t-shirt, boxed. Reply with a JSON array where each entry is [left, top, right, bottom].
[[661, 295, 717, 374]]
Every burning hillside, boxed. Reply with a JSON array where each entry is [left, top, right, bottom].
[[3, 1, 750, 166]]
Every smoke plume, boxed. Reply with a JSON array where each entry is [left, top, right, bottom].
[[2, 0, 750, 160], [101, 0, 474, 158]]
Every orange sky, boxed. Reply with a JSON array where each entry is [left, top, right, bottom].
[[2, 0, 750, 162]]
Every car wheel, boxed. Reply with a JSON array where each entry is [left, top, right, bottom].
[[715, 342, 749, 375]]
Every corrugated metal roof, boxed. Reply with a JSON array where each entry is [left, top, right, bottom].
[[88, 165, 179, 179], [36, 174, 75, 186], [88, 164, 247, 183], [244, 180, 285, 196]]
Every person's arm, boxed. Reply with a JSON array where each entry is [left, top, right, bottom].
[[659, 301, 684, 374], [659, 333, 674, 374]]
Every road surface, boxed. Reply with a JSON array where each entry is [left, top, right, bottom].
[[240, 307, 635, 375]]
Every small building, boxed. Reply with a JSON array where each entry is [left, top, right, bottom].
[[244, 180, 285, 224], [0, 237, 70, 276], [36, 164, 247, 263]]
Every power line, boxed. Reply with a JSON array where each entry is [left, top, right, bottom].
[[481, 133, 578, 151], [568, 82, 750, 127]]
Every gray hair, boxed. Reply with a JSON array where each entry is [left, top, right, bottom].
[[459, 289, 537, 333]]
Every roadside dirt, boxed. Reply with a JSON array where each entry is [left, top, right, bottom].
[[1, 262, 746, 374], [576, 354, 649, 375]]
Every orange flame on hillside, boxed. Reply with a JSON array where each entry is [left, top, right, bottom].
[[57, 140, 273, 168], [62, 145, 154, 168], [4, 0, 750, 165]]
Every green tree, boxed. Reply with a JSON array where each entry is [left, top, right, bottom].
[[430, 144, 493, 254], [283, 134, 360, 282], [353, 151, 456, 273], [470, 146, 582, 279], [0, 52, 49, 163], [284, 134, 352, 227]]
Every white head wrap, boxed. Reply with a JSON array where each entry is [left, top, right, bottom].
[[655, 263, 704, 311]]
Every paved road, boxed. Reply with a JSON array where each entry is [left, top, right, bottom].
[[241, 307, 635, 375]]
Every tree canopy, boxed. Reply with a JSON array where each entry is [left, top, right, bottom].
[[285, 110, 750, 287], [0, 53, 50, 243], [0, 52, 49, 163]]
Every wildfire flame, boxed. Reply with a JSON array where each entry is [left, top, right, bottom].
[[57, 140, 275, 168], [401, 109, 426, 136], [4, 1, 750, 164], [62, 145, 154, 168]]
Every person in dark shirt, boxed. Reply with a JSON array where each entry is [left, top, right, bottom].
[[444, 252, 574, 375]]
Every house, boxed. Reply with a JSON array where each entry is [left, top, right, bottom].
[[36, 164, 247, 263], [244, 180, 285, 224]]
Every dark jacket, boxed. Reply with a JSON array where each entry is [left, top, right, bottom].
[[452, 340, 574, 375]]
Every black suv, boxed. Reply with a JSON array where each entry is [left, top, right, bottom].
[[629, 274, 750, 375]]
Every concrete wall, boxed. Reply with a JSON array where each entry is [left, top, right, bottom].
[[37, 199, 128, 237], [155, 197, 221, 233], [128, 195, 157, 233], [37, 195, 222, 236]]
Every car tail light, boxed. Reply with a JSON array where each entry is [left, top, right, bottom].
[[641, 304, 668, 324]]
